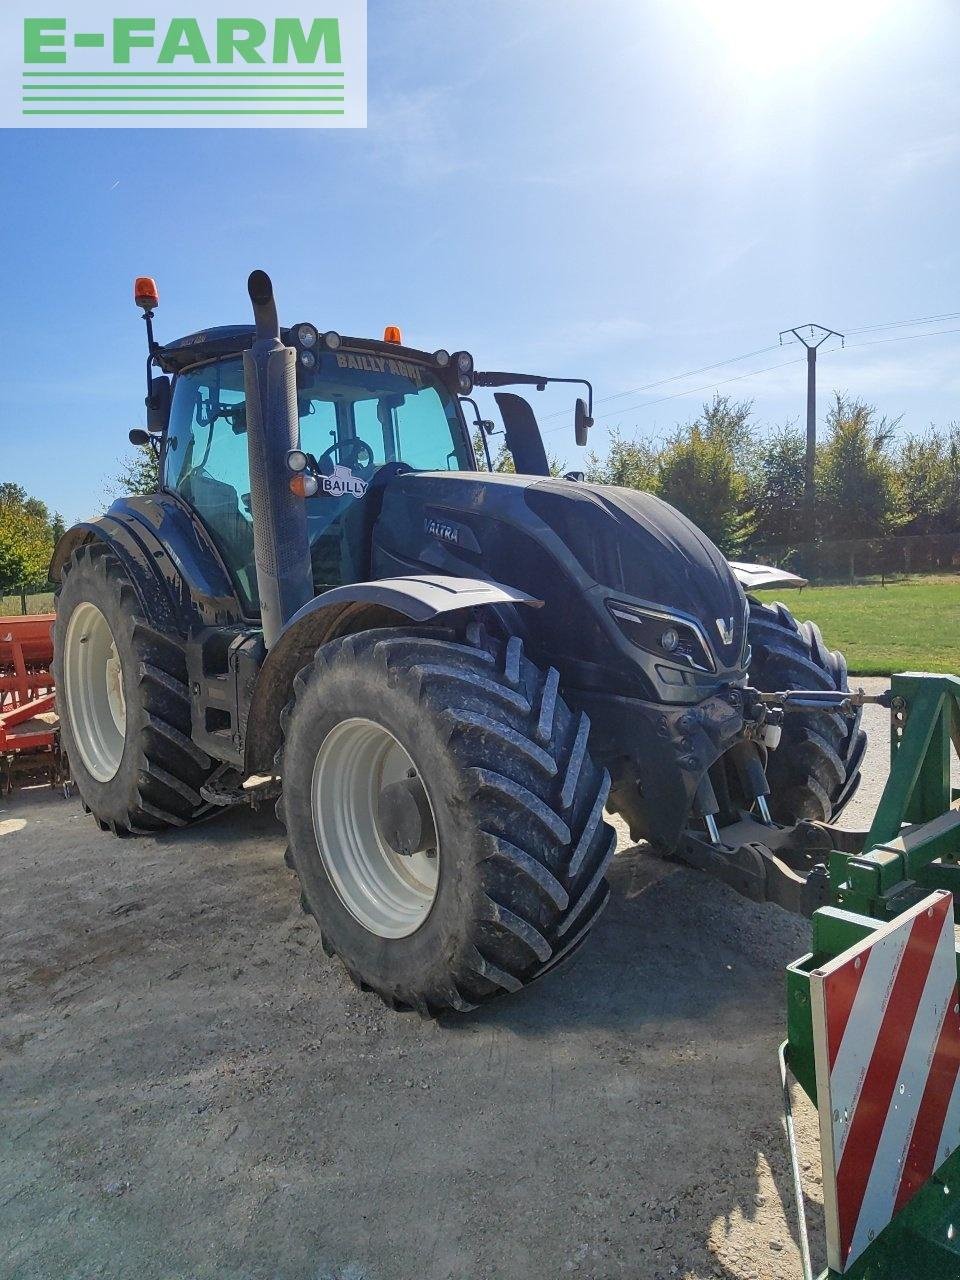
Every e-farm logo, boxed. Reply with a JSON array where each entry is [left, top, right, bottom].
[[0, 2, 366, 127]]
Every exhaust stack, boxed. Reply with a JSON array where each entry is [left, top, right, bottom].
[[243, 270, 313, 647]]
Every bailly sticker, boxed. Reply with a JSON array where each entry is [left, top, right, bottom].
[[320, 464, 367, 498]]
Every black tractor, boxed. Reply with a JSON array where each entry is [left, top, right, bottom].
[[50, 272, 865, 1014]]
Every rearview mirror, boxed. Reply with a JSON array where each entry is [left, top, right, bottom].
[[145, 374, 172, 433], [575, 397, 593, 447], [129, 429, 150, 446]]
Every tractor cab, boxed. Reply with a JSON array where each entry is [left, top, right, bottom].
[[155, 323, 478, 611]]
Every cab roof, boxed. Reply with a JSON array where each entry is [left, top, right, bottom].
[[157, 325, 445, 375]]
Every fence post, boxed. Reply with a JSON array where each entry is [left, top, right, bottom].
[[19, 588, 27, 615]]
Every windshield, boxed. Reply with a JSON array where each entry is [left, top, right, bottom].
[[163, 350, 474, 612], [298, 349, 472, 471]]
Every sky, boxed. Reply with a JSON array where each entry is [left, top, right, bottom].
[[1, 0, 959, 522]]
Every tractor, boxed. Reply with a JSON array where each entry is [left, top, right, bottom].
[[51, 270, 866, 1017]]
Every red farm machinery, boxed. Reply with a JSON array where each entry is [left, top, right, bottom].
[[0, 613, 67, 795]]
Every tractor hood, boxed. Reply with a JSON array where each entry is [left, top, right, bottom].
[[523, 478, 746, 637], [372, 471, 748, 703]]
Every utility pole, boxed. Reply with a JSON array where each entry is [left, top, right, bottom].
[[779, 323, 844, 542]]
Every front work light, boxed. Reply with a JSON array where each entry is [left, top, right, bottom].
[[300, 350, 316, 370], [434, 349, 451, 367], [323, 331, 342, 350], [296, 323, 318, 348], [455, 351, 473, 374]]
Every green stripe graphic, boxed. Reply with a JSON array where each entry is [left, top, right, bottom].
[[22, 109, 347, 115]]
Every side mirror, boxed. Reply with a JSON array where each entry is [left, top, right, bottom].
[[574, 397, 593, 448], [145, 374, 172, 433], [480, 419, 497, 435], [129, 428, 150, 446]]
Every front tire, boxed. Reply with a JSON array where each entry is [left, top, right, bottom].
[[747, 598, 866, 823], [53, 542, 216, 835], [278, 629, 617, 1015]]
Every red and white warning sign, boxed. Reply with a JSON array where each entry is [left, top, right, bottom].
[[811, 889, 960, 1272]]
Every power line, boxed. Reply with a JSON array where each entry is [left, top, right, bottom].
[[539, 343, 781, 422], [538, 311, 960, 430], [589, 344, 781, 407], [844, 324, 960, 350], [543, 353, 808, 433], [844, 310, 960, 337], [541, 322, 960, 435]]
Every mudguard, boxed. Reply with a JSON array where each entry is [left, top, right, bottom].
[[728, 560, 808, 591], [243, 574, 541, 773], [49, 494, 248, 635]]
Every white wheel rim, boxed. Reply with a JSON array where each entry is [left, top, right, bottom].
[[63, 602, 126, 782], [311, 718, 440, 938]]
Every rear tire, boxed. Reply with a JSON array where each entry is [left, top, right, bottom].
[[278, 628, 617, 1015], [747, 598, 866, 823], [53, 542, 216, 835]]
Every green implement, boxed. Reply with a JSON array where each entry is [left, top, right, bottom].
[[784, 673, 960, 1279]]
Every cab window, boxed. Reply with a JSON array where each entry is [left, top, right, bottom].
[[163, 351, 472, 610]]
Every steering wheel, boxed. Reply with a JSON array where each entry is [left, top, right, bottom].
[[317, 437, 375, 476]]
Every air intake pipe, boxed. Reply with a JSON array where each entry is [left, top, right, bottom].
[[243, 270, 314, 647]]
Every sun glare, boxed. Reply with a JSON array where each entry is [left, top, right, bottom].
[[695, 0, 898, 74]]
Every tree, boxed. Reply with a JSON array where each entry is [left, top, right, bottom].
[[106, 443, 160, 504], [0, 483, 61, 594], [656, 424, 753, 556], [472, 428, 565, 476], [585, 428, 659, 490], [752, 425, 806, 547], [899, 425, 960, 535], [815, 395, 906, 540], [698, 394, 757, 460]]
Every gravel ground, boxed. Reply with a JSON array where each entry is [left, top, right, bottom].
[[0, 680, 895, 1280]]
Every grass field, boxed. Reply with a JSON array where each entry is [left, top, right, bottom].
[[755, 575, 960, 675], [0, 592, 55, 616], [3, 580, 956, 675]]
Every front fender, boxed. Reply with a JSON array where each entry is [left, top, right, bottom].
[[728, 560, 808, 592], [243, 574, 541, 773]]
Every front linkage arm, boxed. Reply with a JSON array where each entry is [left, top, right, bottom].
[[673, 685, 898, 919]]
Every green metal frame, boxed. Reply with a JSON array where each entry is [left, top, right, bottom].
[[785, 674, 960, 1279]]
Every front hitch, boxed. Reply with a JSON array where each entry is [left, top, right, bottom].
[[673, 683, 884, 917]]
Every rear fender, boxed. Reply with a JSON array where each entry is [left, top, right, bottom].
[[243, 574, 541, 773], [49, 494, 247, 636]]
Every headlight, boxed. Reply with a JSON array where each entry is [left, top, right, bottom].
[[606, 601, 715, 673], [659, 627, 679, 653], [287, 449, 308, 473], [296, 323, 318, 348], [458, 374, 472, 393], [300, 350, 316, 370], [455, 350, 473, 374]]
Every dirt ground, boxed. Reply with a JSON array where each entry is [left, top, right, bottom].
[[1, 681, 895, 1280]]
